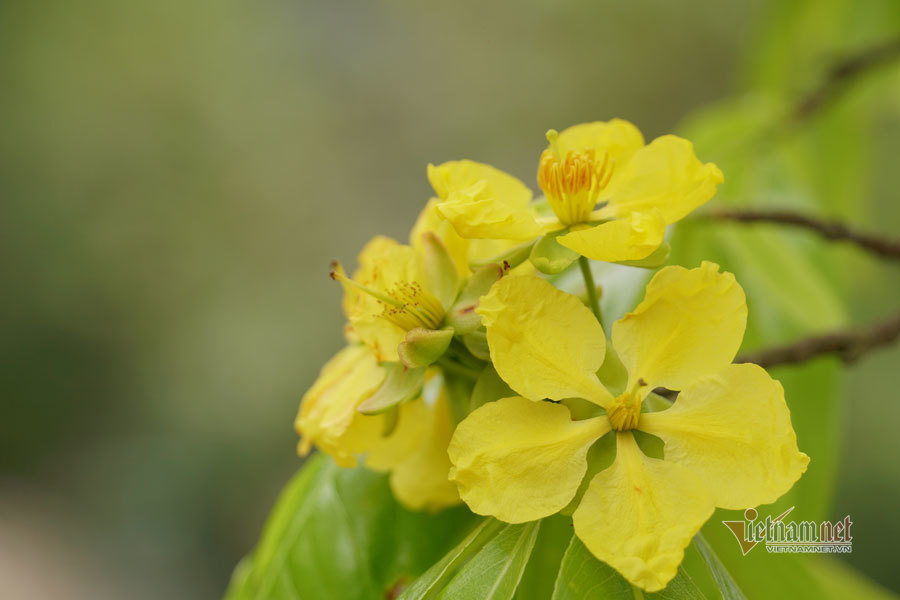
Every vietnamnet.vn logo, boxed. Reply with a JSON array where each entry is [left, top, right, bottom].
[[723, 507, 853, 555]]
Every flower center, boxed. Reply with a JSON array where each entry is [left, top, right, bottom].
[[331, 267, 445, 331], [378, 280, 445, 331], [537, 129, 615, 226], [607, 379, 647, 431]]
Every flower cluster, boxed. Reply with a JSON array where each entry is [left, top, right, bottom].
[[295, 120, 809, 591]]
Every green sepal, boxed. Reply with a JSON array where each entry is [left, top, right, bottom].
[[420, 232, 460, 310], [469, 240, 534, 271], [559, 430, 616, 516], [381, 405, 400, 436], [470, 364, 514, 412], [398, 326, 454, 368], [462, 329, 491, 361], [613, 241, 671, 268], [446, 264, 504, 334], [357, 362, 426, 414], [529, 228, 580, 274], [596, 341, 628, 396]]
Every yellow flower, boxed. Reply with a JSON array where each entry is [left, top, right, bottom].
[[332, 200, 519, 364], [428, 120, 723, 263], [331, 235, 456, 363], [295, 344, 459, 511], [447, 263, 808, 591]]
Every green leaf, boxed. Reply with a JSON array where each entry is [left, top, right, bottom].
[[551, 535, 632, 599], [400, 519, 539, 600], [514, 515, 575, 600], [693, 534, 746, 600], [530, 229, 579, 274], [358, 362, 426, 414], [226, 454, 476, 600], [398, 519, 503, 599], [647, 567, 708, 600], [440, 521, 541, 600], [552, 535, 707, 600], [698, 520, 898, 600]]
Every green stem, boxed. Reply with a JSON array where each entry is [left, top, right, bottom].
[[578, 256, 604, 328], [436, 357, 481, 380]]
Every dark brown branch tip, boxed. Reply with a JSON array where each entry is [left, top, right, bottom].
[[702, 208, 900, 261], [793, 36, 900, 120], [736, 311, 900, 370]]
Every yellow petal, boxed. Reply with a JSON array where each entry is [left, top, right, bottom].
[[390, 394, 461, 511], [477, 275, 613, 406], [573, 432, 714, 592], [362, 399, 428, 471], [294, 345, 386, 467], [553, 119, 645, 166], [410, 199, 471, 279], [556, 210, 666, 262], [612, 262, 747, 392], [640, 363, 809, 509], [428, 160, 541, 241], [448, 396, 609, 522], [342, 236, 420, 362], [597, 135, 723, 224]]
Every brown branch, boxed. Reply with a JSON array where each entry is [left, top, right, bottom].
[[736, 311, 900, 369], [793, 36, 900, 120], [654, 310, 900, 400], [704, 208, 900, 261]]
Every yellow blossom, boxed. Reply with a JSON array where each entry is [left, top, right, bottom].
[[448, 262, 808, 591], [428, 119, 723, 263], [331, 235, 455, 363], [295, 344, 459, 511]]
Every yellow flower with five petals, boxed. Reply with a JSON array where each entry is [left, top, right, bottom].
[[447, 262, 808, 591], [428, 120, 723, 264]]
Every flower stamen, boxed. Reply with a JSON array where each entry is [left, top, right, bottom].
[[537, 136, 615, 226], [607, 379, 648, 431], [331, 265, 445, 331]]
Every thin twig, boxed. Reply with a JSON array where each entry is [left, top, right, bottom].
[[793, 36, 900, 120], [703, 208, 900, 261], [736, 310, 900, 369], [653, 310, 900, 400]]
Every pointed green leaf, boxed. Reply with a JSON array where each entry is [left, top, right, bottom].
[[693, 533, 746, 600], [552, 535, 707, 600], [398, 519, 503, 600], [225, 454, 475, 600], [647, 567, 708, 600], [551, 535, 632, 599], [530, 229, 579, 274], [441, 521, 540, 600], [514, 515, 576, 600], [398, 327, 454, 368], [358, 362, 425, 414], [401, 519, 540, 600]]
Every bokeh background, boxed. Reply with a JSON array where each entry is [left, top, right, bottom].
[[2, 1, 899, 598]]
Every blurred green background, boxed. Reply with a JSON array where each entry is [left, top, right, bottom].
[[2, 1, 898, 598]]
